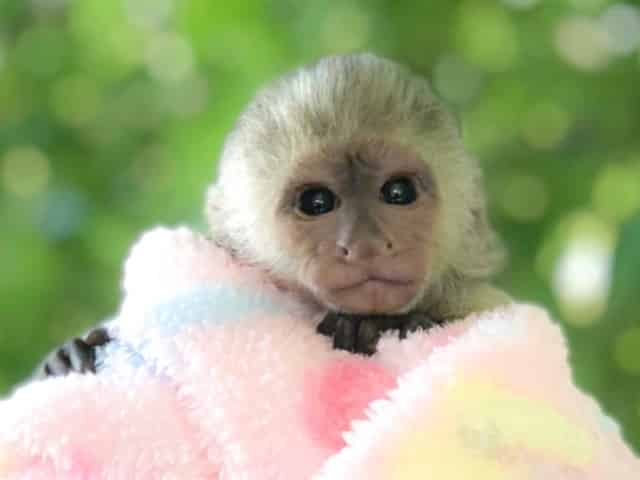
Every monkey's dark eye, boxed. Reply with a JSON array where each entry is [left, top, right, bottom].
[[297, 187, 337, 216], [381, 177, 418, 205]]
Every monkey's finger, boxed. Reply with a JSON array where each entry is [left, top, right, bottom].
[[67, 339, 97, 373], [84, 327, 110, 346], [46, 348, 73, 376], [398, 324, 411, 340], [356, 319, 380, 356], [316, 313, 339, 337], [333, 316, 358, 353]]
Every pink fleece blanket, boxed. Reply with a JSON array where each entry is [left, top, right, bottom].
[[1, 227, 638, 479]]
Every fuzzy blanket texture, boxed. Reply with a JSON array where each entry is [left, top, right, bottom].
[[1, 227, 639, 479]]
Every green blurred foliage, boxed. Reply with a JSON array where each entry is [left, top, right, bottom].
[[1, 0, 639, 451]]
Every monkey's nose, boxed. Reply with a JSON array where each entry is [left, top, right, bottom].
[[337, 239, 393, 261]]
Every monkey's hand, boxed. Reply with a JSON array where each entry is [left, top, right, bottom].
[[34, 327, 111, 380], [316, 312, 380, 356], [317, 311, 442, 356]]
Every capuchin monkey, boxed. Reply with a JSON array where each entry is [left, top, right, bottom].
[[35, 53, 509, 378]]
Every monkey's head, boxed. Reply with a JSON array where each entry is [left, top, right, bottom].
[[207, 53, 503, 315]]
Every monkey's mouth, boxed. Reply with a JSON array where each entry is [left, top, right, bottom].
[[352, 272, 413, 286], [342, 277, 415, 294], [326, 275, 420, 314], [334, 270, 418, 292], [331, 268, 417, 290]]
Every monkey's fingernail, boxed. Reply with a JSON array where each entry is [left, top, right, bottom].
[[399, 327, 408, 340], [357, 320, 380, 356]]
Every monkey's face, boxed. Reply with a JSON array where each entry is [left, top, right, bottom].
[[275, 141, 439, 315]]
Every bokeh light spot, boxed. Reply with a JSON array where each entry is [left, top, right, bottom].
[[433, 55, 484, 106], [501, 0, 540, 10], [145, 32, 195, 84], [551, 213, 614, 326], [321, 5, 371, 51], [521, 102, 571, 150], [457, 1, 519, 72], [600, 3, 640, 56], [69, 0, 144, 77], [614, 328, 640, 375], [35, 189, 89, 241], [1, 146, 51, 198], [463, 94, 519, 152], [554, 16, 611, 72], [568, 0, 611, 12], [499, 173, 549, 222], [593, 162, 640, 224], [125, 0, 173, 30], [50, 74, 102, 127], [158, 74, 209, 117]]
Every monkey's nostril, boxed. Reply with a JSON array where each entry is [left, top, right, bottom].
[[386, 241, 393, 251], [338, 246, 349, 257]]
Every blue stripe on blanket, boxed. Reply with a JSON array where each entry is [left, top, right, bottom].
[[97, 285, 288, 373], [145, 284, 288, 335]]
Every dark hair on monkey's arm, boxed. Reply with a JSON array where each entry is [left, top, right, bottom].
[[33, 327, 111, 380]]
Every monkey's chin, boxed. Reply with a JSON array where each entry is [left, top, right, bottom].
[[322, 279, 420, 315]]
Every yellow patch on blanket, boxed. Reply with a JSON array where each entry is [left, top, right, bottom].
[[385, 378, 595, 479]]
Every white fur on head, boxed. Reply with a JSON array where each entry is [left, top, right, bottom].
[[206, 53, 503, 285]]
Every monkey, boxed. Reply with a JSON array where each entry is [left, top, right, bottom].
[[35, 53, 509, 378]]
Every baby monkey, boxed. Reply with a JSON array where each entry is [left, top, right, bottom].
[[36, 53, 508, 377]]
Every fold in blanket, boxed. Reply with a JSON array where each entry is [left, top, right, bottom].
[[1, 227, 638, 479]]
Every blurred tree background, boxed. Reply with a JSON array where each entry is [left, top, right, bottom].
[[0, 0, 639, 451]]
